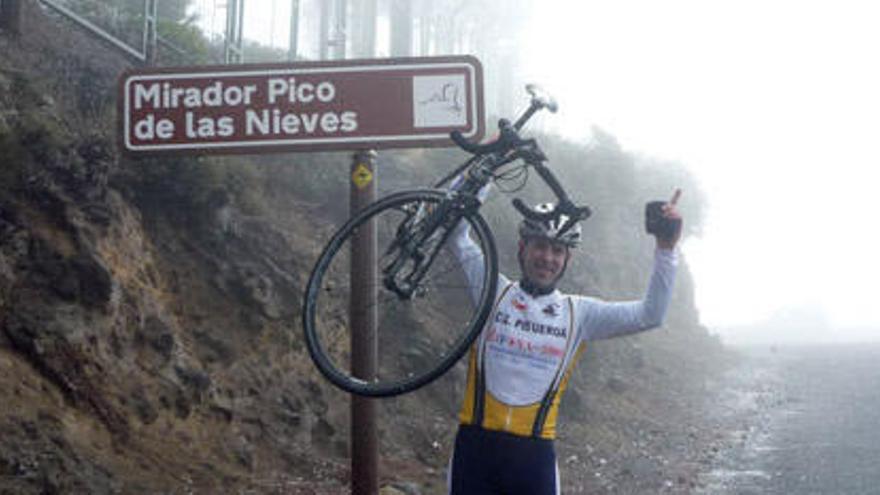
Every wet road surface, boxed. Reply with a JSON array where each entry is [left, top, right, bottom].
[[700, 343, 880, 495]]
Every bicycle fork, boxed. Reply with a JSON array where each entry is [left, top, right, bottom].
[[381, 201, 464, 300]]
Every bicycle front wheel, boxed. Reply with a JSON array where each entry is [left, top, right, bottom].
[[302, 189, 498, 397]]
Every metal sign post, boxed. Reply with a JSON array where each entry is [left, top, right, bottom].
[[349, 150, 378, 495]]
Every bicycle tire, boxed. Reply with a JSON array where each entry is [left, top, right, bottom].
[[302, 189, 498, 397]]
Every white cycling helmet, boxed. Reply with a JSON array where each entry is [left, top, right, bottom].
[[518, 202, 582, 248]]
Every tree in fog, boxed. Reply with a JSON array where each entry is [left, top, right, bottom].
[[405, 0, 530, 115], [312, 0, 358, 59], [349, 0, 378, 57], [389, 0, 413, 56]]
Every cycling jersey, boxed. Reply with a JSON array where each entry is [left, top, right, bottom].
[[448, 225, 678, 440]]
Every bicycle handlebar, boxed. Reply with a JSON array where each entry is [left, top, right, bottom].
[[450, 118, 521, 156], [449, 83, 559, 155], [449, 84, 591, 236]]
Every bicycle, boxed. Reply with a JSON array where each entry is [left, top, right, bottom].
[[302, 85, 591, 397]]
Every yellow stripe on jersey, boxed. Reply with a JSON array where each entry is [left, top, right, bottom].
[[458, 346, 479, 425], [533, 342, 587, 439]]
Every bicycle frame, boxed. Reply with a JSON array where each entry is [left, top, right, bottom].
[[381, 86, 588, 300]]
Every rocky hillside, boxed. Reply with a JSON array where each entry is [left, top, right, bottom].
[[1, 5, 731, 494]]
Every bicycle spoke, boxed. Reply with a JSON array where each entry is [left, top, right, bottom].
[[313, 281, 402, 322], [409, 252, 487, 288], [314, 247, 489, 335], [304, 189, 497, 396]]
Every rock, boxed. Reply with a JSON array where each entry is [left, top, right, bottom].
[[620, 457, 657, 480], [173, 389, 192, 419], [36, 249, 114, 309], [385, 481, 422, 495], [240, 270, 281, 319], [192, 329, 235, 365], [82, 202, 112, 226], [139, 314, 175, 361], [606, 376, 628, 394], [0, 72, 12, 94], [174, 366, 211, 396], [0, 108, 17, 134], [276, 394, 304, 428], [71, 254, 114, 308], [39, 93, 55, 108], [130, 388, 158, 425], [311, 418, 335, 445], [234, 443, 255, 470]]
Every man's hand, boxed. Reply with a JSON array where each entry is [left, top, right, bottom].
[[652, 189, 683, 250]]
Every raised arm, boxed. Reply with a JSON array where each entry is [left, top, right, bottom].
[[578, 248, 678, 340], [578, 189, 683, 340], [445, 178, 507, 303]]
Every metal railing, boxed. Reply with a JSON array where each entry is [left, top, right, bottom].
[[32, 0, 242, 66], [39, 0, 155, 63]]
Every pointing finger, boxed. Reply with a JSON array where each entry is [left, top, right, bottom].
[[669, 188, 682, 206]]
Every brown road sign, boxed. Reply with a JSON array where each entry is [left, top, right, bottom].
[[118, 56, 485, 155]]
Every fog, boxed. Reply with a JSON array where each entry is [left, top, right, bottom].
[[516, 0, 880, 345], [202, 0, 880, 345], [717, 305, 880, 346]]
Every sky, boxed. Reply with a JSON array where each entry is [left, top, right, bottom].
[[516, 0, 880, 341], [208, 0, 880, 342]]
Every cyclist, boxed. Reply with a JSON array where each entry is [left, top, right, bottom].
[[446, 187, 682, 494]]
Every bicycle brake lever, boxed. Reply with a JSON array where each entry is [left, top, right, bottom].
[[554, 203, 591, 235], [567, 204, 592, 221], [514, 198, 592, 225], [512, 198, 556, 222]]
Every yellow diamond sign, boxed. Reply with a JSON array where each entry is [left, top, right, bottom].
[[352, 163, 373, 189]]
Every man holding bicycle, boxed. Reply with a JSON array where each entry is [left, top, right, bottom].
[[447, 188, 682, 494]]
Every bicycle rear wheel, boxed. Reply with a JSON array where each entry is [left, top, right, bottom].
[[302, 189, 498, 397]]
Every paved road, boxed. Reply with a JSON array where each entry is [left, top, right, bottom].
[[700, 343, 880, 495]]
